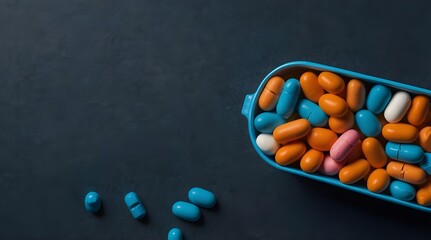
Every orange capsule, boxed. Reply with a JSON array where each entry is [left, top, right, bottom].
[[275, 140, 307, 166], [362, 137, 387, 168], [339, 159, 370, 184], [318, 94, 348, 117], [318, 72, 345, 94], [416, 177, 431, 206], [367, 169, 390, 193], [258, 76, 285, 111], [299, 72, 324, 103], [418, 126, 431, 152], [300, 149, 324, 173], [381, 123, 418, 143], [328, 110, 354, 134], [407, 95, 430, 126], [307, 128, 338, 151], [346, 79, 366, 112], [386, 161, 427, 185], [345, 140, 364, 164], [273, 119, 311, 144]]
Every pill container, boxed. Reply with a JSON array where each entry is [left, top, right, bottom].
[[241, 61, 431, 213]]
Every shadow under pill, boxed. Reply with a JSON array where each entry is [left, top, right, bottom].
[[94, 204, 105, 218], [206, 201, 220, 213], [138, 214, 150, 225], [189, 214, 205, 226]]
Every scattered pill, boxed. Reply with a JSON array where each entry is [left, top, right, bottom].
[[328, 110, 354, 134], [386, 161, 426, 185], [273, 119, 311, 144], [168, 228, 183, 240], [258, 76, 285, 111], [339, 159, 370, 184], [124, 192, 146, 220], [420, 153, 431, 175], [366, 85, 392, 114], [407, 95, 430, 126], [416, 177, 431, 206], [385, 142, 424, 164], [346, 79, 366, 112], [362, 137, 387, 168], [418, 126, 431, 152], [300, 149, 324, 173], [318, 72, 345, 94], [84, 191, 101, 213], [330, 129, 360, 162], [355, 110, 381, 137], [390, 180, 416, 201], [319, 154, 346, 176], [384, 91, 411, 123], [296, 99, 328, 127], [188, 187, 216, 208], [300, 72, 324, 103], [307, 128, 338, 151], [276, 78, 301, 119], [381, 123, 418, 143], [172, 201, 201, 222], [256, 133, 280, 155], [318, 93, 348, 117], [367, 169, 390, 193], [254, 112, 285, 133], [275, 140, 307, 165]]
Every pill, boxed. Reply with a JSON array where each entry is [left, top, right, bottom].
[[318, 94, 348, 117], [384, 91, 411, 123], [168, 228, 183, 240], [300, 149, 324, 173], [188, 187, 216, 208], [328, 110, 354, 134], [124, 192, 146, 220], [307, 128, 338, 151], [273, 119, 311, 144], [385, 142, 424, 164], [389, 180, 416, 201], [339, 159, 370, 184], [355, 110, 381, 137], [299, 72, 324, 103], [318, 72, 345, 94], [84, 191, 101, 213], [345, 140, 364, 164], [420, 153, 431, 175], [418, 126, 431, 152], [254, 112, 285, 133], [407, 95, 430, 126], [256, 134, 280, 155], [367, 169, 390, 193], [386, 161, 427, 185], [258, 76, 285, 111], [381, 123, 418, 143], [330, 129, 360, 162], [362, 137, 387, 168], [275, 140, 307, 166], [366, 85, 392, 114], [276, 78, 301, 119], [172, 201, 201, 222], [296, 99, 328, 127], [346, 79, 366, 112], [416, 177, 431, 206], [319, 154, 346, 176]]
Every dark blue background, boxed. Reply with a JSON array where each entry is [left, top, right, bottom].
[[1, 0, 431, 239]]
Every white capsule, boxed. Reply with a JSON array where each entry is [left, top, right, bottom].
[[256, 133, 280, 155], [384, 91, 411, 123]]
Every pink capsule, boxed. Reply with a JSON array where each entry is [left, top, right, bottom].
[[330, 129, 360, 162], [319, 154, 347, 176]]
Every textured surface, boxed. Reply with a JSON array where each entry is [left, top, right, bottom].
[[1, 0, 431, 239]]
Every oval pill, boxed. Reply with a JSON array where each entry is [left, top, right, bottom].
[[256, 134, 280, 155], [346, 79, 366, 112], [362, 137, 387, 168], [385, 142, 424, 164], [188, 187, 216, 208], [382, 123, 418, 143], [276, 78, 301, 119], [258, 76, 285, 111], [366, 85, 392, 114], [168, 228, 183, 240], [418, 126, 431, 152], [273, 119, 311, 144], [384, 91, 411, 123], [407, 95, 430, 126], [84, 191, 101, 213], [172, 201, 201, 222], [328, 110, 354, 134], [389, 180, 416, 201], [296, 99, 328, 127], [275, 140, 307, 166], [367, 169, 390, 193], [355, 110, 381, 137], [416, 177, 431, 206], [386, 161, 426, 185], [319, 154, 346, 176], [300, 72, 324, 103], [318, 72, 345, 94], [307, 128, 338, 151], [330, 129, 360, 162], [339, 159, 370, 184], [254, 112, 285, 133], [318, 94, 348, 117], [300, 149, 324, 173]]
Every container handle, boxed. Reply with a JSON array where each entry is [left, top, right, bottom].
[[241, 94, 255, 119]]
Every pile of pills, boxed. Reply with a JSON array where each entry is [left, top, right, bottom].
[[255, 71, 431, 204]]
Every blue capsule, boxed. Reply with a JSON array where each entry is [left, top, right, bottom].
[[385, 142, 424, 164], [296, 99, 328, 127], [420, 152, 431, 175], [355, 110, 381, 137], [276, 78, 301, 119], [168, 228, 183, 240], [84, 191, 101, 213], [254, 112, 285, 133], [188, 187, 216, 208], [366, 85, 392, 114], [124, 192, 146, 220], [172, 201, 201, 222], [389, 180, 415, 201]]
